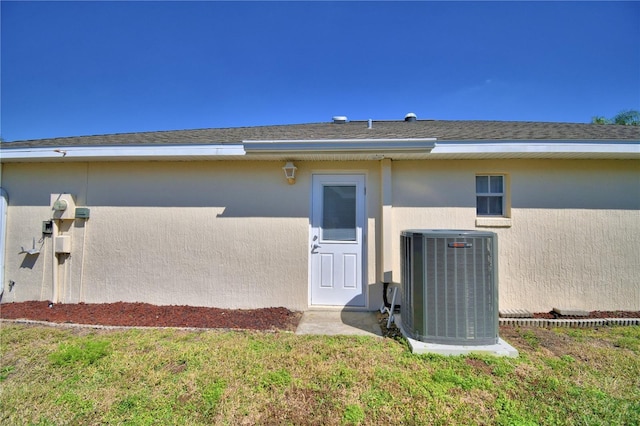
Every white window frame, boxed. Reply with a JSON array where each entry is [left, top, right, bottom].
[[476, 175, 505, 216], [475, 174, 512, 228]]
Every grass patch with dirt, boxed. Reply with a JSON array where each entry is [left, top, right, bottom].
[[1, 323, 639, 425]]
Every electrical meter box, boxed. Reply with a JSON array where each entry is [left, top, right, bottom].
[[50, 194, 76, 220], [54, 236, 71, 254]]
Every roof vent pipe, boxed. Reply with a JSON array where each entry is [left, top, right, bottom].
[[332, 116, 348, 124], [368, 119, 372, 129], [405, 112, 417, 122]]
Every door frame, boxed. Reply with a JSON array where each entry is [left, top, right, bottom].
[[308, 172, 367, 307]]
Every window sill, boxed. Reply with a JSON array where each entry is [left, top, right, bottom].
[[476, 217, 512, 228]]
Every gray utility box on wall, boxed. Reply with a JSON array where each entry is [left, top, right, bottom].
[[400, 230, 498, 346]]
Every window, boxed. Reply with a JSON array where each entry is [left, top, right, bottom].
[[476, 175, 504, 216], [322, 185, 357, 241]]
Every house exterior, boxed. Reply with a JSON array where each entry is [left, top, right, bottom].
[[1, 118, 639, 313]]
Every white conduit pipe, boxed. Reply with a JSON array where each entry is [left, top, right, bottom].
[[79, 219, 88, 301], [0, 188, 8, 298], [51, 219, 59, 304]]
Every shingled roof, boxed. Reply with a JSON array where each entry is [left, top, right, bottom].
[[3, 120, 639, 148]]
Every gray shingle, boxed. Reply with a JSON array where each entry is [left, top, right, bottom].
[[2, 120, 639, 148]]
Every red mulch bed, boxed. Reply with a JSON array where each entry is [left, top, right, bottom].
[[0, 301, 302, 332]]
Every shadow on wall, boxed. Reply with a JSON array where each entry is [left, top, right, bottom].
[[19, 253, 39, 270], [392, 161, 639, 210], [87, 162, 309, 217], [393, 178, 638, 210], [3, 162, 313, 218]]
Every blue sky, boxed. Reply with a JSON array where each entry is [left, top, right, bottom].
[[1, 1, 639, 142]]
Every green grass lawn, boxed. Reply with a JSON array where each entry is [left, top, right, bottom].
[[1, 323, 638, 425]]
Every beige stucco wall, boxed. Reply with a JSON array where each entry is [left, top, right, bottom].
[[0, 161, 383, 310], [391, 159, 640, 312], [2, 158, 638, 312]]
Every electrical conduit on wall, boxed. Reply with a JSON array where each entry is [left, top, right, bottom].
[[51, 219, 72, 304], [50, 194, 76, 304], [0, 188, 8, 298], [51, 219, 59, 303]]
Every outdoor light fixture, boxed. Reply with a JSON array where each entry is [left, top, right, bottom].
[[282, 161, 297, 185]]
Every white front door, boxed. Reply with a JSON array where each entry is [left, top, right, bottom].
[[310, 174, 365, 306]]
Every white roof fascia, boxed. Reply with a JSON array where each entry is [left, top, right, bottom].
[[432, 140, 640, 156], [2, 139, 638, 162], [243, 138, 437, 154], [0, 144, 246, 162]]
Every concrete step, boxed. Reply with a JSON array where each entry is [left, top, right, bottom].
[[295, 310, 382, 337]]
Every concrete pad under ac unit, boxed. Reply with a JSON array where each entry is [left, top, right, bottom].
[[395, 315, 519, 357]]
